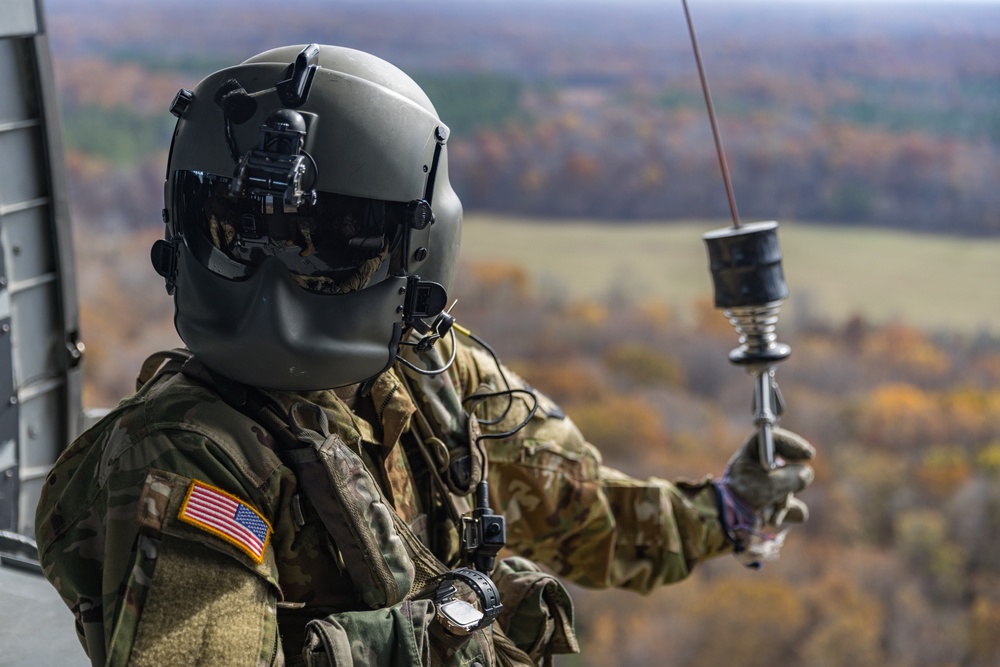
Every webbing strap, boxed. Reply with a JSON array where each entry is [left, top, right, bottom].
[[172, 357, 534, 665], [396, 371, 473, 521], [179, 359, 413, 607]]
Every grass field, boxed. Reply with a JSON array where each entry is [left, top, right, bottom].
[[460, 215, 1000, 335]]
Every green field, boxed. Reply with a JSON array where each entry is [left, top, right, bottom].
[[460, 215, 1000, 335]]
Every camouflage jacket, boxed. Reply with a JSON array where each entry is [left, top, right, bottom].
[[35, 336, 731, 666]]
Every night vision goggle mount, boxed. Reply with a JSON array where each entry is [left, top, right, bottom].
[[229, 108, 317, 209], [216, 44, 321, 209]]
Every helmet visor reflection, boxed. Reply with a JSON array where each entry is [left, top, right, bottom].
[[175, 170, 405, 288]]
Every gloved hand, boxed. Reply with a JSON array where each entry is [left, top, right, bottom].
[[716, 427, 815, 566]]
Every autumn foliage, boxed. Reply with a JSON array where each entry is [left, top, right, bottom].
[[73, 231, 1000, 666], [53, 2, 1000, 664], [47, 1, 1000, 236], [446, 260, 1000, 667]]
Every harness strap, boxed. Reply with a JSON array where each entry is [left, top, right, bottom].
[[135, 348, 195, 391], [168, 354, 535, 665], [180, 358, 415, 609], [396, 371, 474, 522]]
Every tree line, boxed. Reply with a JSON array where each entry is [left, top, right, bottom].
[[49, 1, 1000, 236], [446, 79, 1000, 235], [55, 62, 1000, 237]]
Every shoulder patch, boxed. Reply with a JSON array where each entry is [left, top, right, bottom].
[[177, 480, 272, 565]]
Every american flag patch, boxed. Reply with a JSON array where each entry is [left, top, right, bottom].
[[178, 480, 272, 564]]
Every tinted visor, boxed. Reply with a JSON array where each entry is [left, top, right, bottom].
[[175, 170, 405, 285]]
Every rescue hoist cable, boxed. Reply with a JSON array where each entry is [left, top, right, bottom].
[[682, 0, 792, 472], [682, 0, 740, 230]]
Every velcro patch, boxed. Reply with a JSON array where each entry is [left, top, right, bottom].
[[177, 480, 272, 565]]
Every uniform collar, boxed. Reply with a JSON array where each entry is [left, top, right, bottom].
[[265, 371, 415, 451]]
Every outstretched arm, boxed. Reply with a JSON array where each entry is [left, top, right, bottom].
[[454, 338, 814, 592]]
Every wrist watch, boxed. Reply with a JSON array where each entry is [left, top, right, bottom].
[[434, 567, 503, 635]]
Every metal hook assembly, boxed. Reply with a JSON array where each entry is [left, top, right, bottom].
[[683, 0, 794, 471]]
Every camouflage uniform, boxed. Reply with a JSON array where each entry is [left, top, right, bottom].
[[35, 336, 732, 666]]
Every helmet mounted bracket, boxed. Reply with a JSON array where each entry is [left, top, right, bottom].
[[422, 125, 449, 204], [151, 236, 182, 295], [402, 124, 449, 275], [277, 44, 320, 108], [229, 110, 318, 209], [402, 275, 447, 329]]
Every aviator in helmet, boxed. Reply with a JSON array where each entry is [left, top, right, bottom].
[[152, 44, 463, 391]]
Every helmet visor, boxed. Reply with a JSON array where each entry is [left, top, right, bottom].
[[175, 170, 406, 291]]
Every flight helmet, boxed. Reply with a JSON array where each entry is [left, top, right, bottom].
[[152, 44, 462, 390]]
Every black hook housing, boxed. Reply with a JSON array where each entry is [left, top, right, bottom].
[[703, 221, 788, 309]]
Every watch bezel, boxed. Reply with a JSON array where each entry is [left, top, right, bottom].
[[432, 567, 504, 635], [436, 598, 485, 635]]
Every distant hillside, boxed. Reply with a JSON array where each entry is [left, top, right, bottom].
[[46, 0, 1000, 235], [460, 215, 1000, 336]]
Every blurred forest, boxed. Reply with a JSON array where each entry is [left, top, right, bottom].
[[46, 0, 1000, 233], [453, 262, 1000, 667], [46, 0, 1000, 665]]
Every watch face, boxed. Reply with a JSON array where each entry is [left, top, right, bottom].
[[438, 599, 484, 633]]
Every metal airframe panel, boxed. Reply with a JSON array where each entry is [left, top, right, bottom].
[[0, 39, 37, 121], [3, 204, 57, 282], [0, 0, 83, 537], [0, 0, 37, 40], [0, 127, 47, 205]]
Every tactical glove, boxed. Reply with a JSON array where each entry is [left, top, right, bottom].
[[716, 427, 815, 566]]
